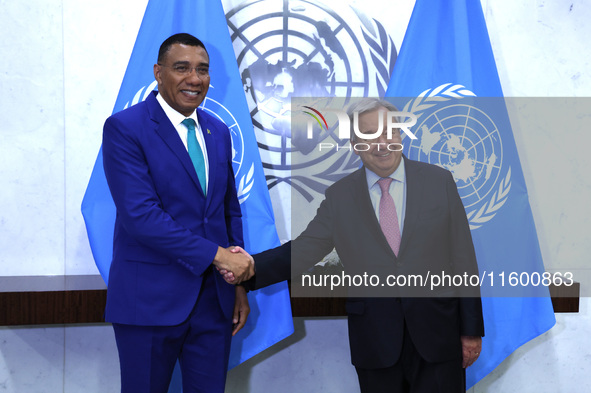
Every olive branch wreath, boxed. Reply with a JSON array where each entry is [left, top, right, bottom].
[[360, 18, 397, 97]]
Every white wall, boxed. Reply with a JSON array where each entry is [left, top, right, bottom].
[[0, 0, 589, 391]]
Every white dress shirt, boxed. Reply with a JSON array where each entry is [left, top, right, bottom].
[[156, 93, 209, 192]]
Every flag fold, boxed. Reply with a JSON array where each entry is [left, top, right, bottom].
[[385, 0, 556, 387]]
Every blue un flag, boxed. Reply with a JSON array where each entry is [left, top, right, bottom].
[[385, 0, 556, 388], [80, 0, 294, 384]]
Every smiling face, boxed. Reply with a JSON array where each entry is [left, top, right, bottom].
[[353, 107, 403, 178], [153, 43, 210, 117]]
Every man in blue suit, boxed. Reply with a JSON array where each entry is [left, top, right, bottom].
[[102, 33, 255, 393]]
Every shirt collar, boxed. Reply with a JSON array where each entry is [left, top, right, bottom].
[[365, 157, 406, 189], [156, 92, 199, 127]]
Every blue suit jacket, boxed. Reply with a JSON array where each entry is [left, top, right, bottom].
[[102, 91, 243, 326]]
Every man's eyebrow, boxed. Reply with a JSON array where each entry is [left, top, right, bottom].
[[171, 60, 209, 67]]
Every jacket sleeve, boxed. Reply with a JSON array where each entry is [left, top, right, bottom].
[[245, 189, 338, 291], [222, 126, 244, 249], [446, 171, 485, 336]]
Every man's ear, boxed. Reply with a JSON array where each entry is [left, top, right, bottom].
[[351, 138, 360, 156], [153, 64, 162, 84]]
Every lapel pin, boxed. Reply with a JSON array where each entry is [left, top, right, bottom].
[[207, 129, 211, 134]]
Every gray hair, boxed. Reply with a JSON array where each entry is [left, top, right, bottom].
[[346, 98, 399, 142]]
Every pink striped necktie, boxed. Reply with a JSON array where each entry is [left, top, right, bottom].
[[377, 177, 401, 256]]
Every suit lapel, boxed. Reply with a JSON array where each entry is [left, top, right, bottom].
[[197, 110, 218, 208], [399, 157, 423, 256], [147, 92, 203, 193]]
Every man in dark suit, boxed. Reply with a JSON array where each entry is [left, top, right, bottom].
[[102, 33, 255, 393], [228, 98, 484, 392]]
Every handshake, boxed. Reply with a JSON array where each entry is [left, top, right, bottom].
[[212, 245, 254, 285]]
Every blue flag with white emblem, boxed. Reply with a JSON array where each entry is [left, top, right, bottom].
[[386, 0, 556, 388], [80, 0, 294, 385]]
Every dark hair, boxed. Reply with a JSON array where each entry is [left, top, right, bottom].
[[157, 33, 208, 63]]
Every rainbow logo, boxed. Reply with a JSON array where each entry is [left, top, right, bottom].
[[302, 106, 329, 131]]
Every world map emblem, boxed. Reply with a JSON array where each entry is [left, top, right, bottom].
[[402, 84, 512, 229], [226, 0, 397, 199]]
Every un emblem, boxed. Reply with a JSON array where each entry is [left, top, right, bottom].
[[200, 96, 254, 204], [227, 0, 397, 200], [402, 84, 512, 229]]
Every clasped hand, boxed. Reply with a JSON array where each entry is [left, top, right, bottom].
[[213, 246, 254, 284]]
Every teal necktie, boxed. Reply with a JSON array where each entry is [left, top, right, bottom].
[[182, 118, 207, 195]]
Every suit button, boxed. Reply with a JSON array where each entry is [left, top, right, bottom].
[[204, 218, 208, 224]]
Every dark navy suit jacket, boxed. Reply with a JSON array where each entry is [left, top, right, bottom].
[[249, 158, 484, 369], [102, 91, 243, 326]]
